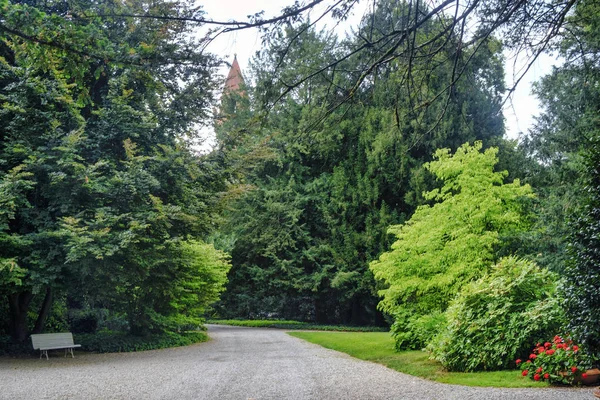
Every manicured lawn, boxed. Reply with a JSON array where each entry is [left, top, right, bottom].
[[288, 331, 547, 388], [207, 319, 386, 332]]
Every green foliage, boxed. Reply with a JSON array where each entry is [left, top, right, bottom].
[[217, 1, 511, 325], [515, 0, 600, 276], [42, 296, 70, 333], [0, 0, 227, 341], [208, 319, 387, 332], [0, 330, 209, 356], [564, 134, 600, 354], [0, 335, 33, 356], [518, 336, 596, 385], [63, 239, 230, 335], [289, 331, 546, 388], [515, 0, 600, 359], [75, 331, 208, 353], [430, 257, 566, 372], [69, 309, 100, 334], [391, 311, 447, 351], [370, 142, 533, 349], [552, 0, 600, 358]]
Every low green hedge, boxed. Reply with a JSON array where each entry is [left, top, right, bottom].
[[0, 336, 36, 356], [207, 319, 388, 332], [0, 331, 208, 356], [76, 331, 208, 353]]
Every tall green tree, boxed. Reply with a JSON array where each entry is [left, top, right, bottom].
[[565, 134, 600, 356], [556, 0, 600, 357], [0, 46, 86, 340], [0, 0, 228, 341], [216, 0, 512, 325]]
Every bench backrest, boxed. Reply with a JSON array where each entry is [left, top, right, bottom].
[[31, 332, 75, 350]]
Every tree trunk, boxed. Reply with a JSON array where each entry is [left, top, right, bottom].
[[8, 291, 33, 342], [32, 287, 53, 334]]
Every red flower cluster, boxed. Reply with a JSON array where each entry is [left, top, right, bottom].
[[553, 335, 561, 343], [517, 335, 592, 386]]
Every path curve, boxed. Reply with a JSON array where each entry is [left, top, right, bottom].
[[0, 325, 594, 399]]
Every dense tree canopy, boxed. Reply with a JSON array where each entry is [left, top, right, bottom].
[[0, 0, 229, 341], [214, 0, 516, 325], [2, 0, 600, 376], [557, 0, 600, 357]]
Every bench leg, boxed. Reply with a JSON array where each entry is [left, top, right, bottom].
[[69, 348, 75, 358], [40, 350, 48, 360]]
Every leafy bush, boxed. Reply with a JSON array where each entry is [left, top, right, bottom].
[[208, 319, 388, 332], [76, 331, 208, 353], [391, 311, 447, 350], [370, 143, 533, 350], [41, 297, 70, 333], [0, 331, 208, 356], [89, 240, 231, 336], [0, 335, 35, 356], [69, 309, 100, 334], [518, 335, 596, 385], [429, 257, 566, 371]]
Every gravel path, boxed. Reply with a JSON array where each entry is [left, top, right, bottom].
[[0, 325, 595, 399]]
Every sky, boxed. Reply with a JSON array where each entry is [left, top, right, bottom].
[[503, 51, 555, 140], [200, 0, 370, 73], [199, 0, 554, 145]]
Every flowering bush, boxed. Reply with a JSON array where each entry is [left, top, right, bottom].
[[518, 335, 596, 385], [429, 257, 565, 371]]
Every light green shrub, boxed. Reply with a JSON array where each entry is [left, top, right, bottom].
[[370, 142, 533, 350], [392, 311, 447, 350], [429, 257, 566, 371]]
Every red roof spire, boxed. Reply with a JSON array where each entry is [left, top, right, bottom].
[[224, 54, 245, 94]]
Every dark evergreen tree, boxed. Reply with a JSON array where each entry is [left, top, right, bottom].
[[565, 134, 600, 355], [215, 0, 512, 325], [519, 0, 600, 356]]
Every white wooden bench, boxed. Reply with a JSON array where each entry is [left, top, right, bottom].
[[31, 332, 81, 360]]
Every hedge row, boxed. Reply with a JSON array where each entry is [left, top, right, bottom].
[[76, 331, 208, 353], [0, 331, 208, 356], [207, 319, 388, 332]]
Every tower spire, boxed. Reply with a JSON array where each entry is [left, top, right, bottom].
[[224, 55, 244, 94]]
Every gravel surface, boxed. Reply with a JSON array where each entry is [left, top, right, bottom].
[[0, 324, 595, 399]]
